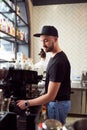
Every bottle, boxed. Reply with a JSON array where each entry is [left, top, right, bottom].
[[11, 24, 15, 36], [17, 5, 21, 23], [2, 18, 6, 32], [36, 105, 47, 130], [0, 89, 4, 112], [41, 105, 47, 121], [0, 17, 2, 30], [3, 98, 10, 112], [6, 19, 10, 33], [9, 95, 16, 112], [25, 32, 28, 43]]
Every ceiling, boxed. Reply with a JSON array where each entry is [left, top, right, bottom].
[[31, 0, 87, 6]]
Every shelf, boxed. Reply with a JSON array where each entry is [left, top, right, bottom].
[[0, 30, 28, 44], [3, 0, 15, 12], [0, 0, 30, 59], [0, 59, 9, 63], [0, 11, 28, 26], [0, 12, 14, 24], [0, 0, 28, 27]]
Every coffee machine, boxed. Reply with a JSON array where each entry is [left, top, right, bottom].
[[1, 68, 42, 130]]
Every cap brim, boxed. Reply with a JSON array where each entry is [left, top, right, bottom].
[[33, 33, 42, 37], [33, 33, 58, 37]]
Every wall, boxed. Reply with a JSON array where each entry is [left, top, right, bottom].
[[32, 3, 87, 80]]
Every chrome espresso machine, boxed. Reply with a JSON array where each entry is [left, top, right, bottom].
[[0, 68, 43, 130]]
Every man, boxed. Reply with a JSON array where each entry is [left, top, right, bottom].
[[17, 25, 71, 125]]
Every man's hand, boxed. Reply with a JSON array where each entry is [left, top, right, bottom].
[[16, 100, 26, 110]]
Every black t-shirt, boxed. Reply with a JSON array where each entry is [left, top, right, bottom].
[[45, 51, 71, 101]]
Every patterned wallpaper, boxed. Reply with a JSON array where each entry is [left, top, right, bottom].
[[32, 3, 87, 80]]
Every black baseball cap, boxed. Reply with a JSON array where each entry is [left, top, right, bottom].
[[33, 25, 58, 37]]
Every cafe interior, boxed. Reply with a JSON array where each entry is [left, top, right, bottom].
[[0, 0, 87, 130]]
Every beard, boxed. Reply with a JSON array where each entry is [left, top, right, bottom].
[[44, 42, 54, 52]]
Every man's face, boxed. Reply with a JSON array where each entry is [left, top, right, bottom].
[[40, 35, 56, 52]]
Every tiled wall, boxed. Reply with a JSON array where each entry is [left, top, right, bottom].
[[32, 3, 87, 80]]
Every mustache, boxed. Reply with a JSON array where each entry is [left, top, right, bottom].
[[43, 45, 48, 48]]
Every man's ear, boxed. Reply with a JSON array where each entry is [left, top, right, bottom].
[[54, 37, 58, 42]]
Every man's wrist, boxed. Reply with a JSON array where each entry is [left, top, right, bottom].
[[25, 100, 30, 107]]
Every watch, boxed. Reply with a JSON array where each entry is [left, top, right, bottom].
[[25, 100, 30, 108]]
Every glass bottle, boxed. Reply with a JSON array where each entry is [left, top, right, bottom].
[[36, 105, 47, 130], [0, 89, 4, 112]]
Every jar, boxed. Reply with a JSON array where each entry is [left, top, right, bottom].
[[42, 119, 63, 130]]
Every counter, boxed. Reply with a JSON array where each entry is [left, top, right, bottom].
[[71, 82, 87, 90], [69, 82, 87, 115]]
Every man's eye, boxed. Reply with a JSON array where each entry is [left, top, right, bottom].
[[44, 40, 48, 42]]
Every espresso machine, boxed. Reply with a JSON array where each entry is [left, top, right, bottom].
[[0, 68, 43, 130]]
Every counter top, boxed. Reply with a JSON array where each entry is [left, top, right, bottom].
[[71, 82, 87, 90], [70, 82, 87, 115]]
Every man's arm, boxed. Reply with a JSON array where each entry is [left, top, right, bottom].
[[17, 81, 61, 110]]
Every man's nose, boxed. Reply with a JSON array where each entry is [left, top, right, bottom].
[[42, 42, 45, 46]]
